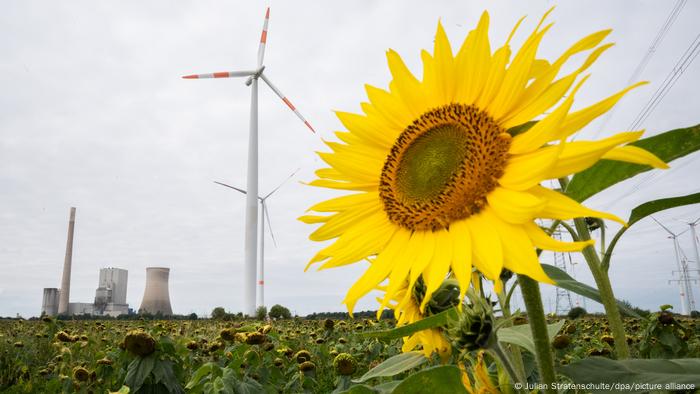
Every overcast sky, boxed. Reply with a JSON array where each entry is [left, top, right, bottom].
[[1, 1, 699, 318]]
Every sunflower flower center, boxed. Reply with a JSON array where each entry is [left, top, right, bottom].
[[379, 104, 511, 231]]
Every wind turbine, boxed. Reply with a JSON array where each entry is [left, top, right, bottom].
[[214, 169, 299, 309], [183, 7, 314, 316], [653, 217, 694, 314]]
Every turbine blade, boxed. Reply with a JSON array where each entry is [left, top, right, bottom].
[[263, 201, 277, 247], [182, 70, 256, 79], [263, 168, 300, 199], [213, 181, 247, 195], [257, 7, 270, 67], [259, 73, 315, 133], [652, 216, 676, 236]]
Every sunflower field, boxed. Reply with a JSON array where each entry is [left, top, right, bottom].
[[1, 310, 699, 393]]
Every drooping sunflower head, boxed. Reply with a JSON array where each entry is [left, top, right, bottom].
[[377, 278, 451, 358], [301, 9, 667, 326]]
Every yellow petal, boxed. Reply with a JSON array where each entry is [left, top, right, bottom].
[[308, 192, 379, 213], [486, 187, 545, 224], [508, 85, 574, 154], [498, 144, 562, 191], [297, 215, 328, 224], [530, 186, 625, 225], [449, 220, 472, 300], [506, 30, 611, 123], [408, 230, 436, 291], [310, 204, 381, 241], [546, 131, 644, 179], [491, 218, 554, 284], [455, 11, 491, 104], [306, 178, 377, 192], [379, 233, 424, 313], [466, 210, 503, 280], [365, 84, 414, 131], [386, 50, 425, 116], [335, 110, 395, 149], [421, 229, 452, 311], [560, 82, 647, 137], [433, 21, 456, 103], [602, 145, 669, 169], [523, 222, 594, 251], [490, 24, 551, 119], [305, 210, 394, 271], [343, 228, 411, 313]]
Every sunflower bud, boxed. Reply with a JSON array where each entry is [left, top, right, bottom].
[[448, 291, 496, 353], [552, 334, 571, 349], [220, 328, 237, 341], [298, 361, 316, 372], [413, 276, 460, 316], [72, 366, 90, 382], [245, 332, 266, 345], [294, 350, 311, 363], [124, 330, 156, 357], [333, 353, 357, 376]]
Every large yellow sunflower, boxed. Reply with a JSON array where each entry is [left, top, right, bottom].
[[300, 10, 667, 315]]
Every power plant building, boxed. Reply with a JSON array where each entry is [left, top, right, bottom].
[[94, 268, 129, 317]]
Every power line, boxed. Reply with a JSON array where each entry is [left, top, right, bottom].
[[628, 32, 700, 131], [593, 0, 687, 138]]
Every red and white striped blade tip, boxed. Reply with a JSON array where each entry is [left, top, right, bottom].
[[265, 7, 270, 18], [182, 72, 241, 79], [305, 121, 315, 133]]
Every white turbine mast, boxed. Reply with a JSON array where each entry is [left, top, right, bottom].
[[214, 169, 299, 309], [183, 7, 314, 316], [653, 217, 695, 314]]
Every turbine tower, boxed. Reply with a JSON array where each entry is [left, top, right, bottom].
[[183, 7, 314, 316], [653, 217, 695, 315], [685, 218, 700, 296], [214, 169, 298, 308]]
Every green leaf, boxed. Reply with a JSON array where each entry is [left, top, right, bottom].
[[602, 192, 700, 271], [507, 121, 537, 137], [124, 354, 156, 393], [628, 192, 700, 226], [560, 357, 700, 393], [185, 363, 220, 390], [541, 264, 639, 317], [567, 124, 700, 202], [340, 385, 379, 394], [498, 320, 565, 354], [392, 366, 467, 393], [353, 351, 427, 383], [361, 307, 458, 341]]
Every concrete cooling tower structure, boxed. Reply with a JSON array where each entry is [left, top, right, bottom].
[[139, 267, 173, 315], [41, 288, 59, 316]]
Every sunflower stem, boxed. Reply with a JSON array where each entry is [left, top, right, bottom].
[[517, 275, 557, 393], [489, 342, 528, 394], [497, 290, 526, 384], [557, 177, 630, 359], [572, 216, 630, 359]]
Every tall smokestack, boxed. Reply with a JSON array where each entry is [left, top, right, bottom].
[[139, 267, 173, 315], [57, 207, 76, 315]]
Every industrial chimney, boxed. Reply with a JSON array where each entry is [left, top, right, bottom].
[[57, 207, 76, 315], [139, 267, 173, 315]]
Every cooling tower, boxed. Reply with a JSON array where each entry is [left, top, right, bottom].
[[57, 207, 76, 315], [139, 267, 173, 315], [41, 288, 59, 316]]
